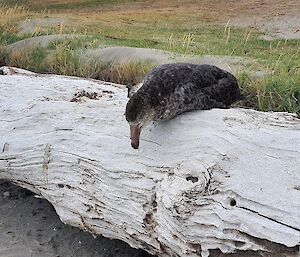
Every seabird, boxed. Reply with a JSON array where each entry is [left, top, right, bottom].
[[125, 63, 241, 149]]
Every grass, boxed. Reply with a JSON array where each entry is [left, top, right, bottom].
[[90, 60, 155, 86], [0, 4, 28, 34], [2, 39, 155, 85], [0, 1, 299, 115], [4, 46, 47, 73], [237, 70, 300, 114], [0, 0, 146, 11]]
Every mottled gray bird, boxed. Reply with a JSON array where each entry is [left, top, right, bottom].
[[125, 63, 241, 149]]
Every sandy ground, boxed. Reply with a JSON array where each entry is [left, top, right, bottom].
[[230, 11, 300, 40], [0, 180, 153, 257]]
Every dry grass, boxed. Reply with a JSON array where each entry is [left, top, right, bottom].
[[5, 40, 155, 85], [4, 46, 47, 72], [0, 4, 29, 34], [5, 34, 154, 85], [47, 50, 155, 85], [4, 47, 30, 67], [90, 60, 155, 85]]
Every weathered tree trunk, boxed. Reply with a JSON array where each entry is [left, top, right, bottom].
[[0, 67, 299, 257]]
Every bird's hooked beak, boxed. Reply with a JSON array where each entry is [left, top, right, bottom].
[[130, 124, 141, 149]]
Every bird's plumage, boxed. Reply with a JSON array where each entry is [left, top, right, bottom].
[[125, 63, 241, 149]]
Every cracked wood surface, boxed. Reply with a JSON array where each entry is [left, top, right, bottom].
[[0, 67, 299, 257]]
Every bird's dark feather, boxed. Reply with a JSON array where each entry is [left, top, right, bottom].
[[126, 63, 241, 123]]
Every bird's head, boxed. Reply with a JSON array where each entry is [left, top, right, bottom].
[[125, 93, 153, 149]]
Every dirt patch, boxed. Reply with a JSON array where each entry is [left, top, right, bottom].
[[221, 0, 300, 40], [231, 11, 300, 40]]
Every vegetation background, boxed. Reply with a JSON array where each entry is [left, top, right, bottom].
[[0, 0, 299, 114]]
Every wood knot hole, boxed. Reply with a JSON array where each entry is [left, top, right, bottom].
[[186, 176, 198, 183], [230, 198, 236, 206]]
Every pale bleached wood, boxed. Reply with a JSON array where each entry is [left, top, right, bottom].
[[0, 67, 299, 257]]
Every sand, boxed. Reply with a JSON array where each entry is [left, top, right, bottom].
[[230, 11, 300, 40]]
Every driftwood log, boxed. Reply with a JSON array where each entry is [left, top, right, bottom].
[[0, 67, 299, 257]]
